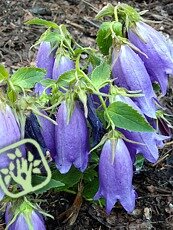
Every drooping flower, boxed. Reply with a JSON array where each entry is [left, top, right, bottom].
[[87, 95, 105, 146], [115, 95, 166, 163], [0, 104, 22, 200], [25, 112, 56, 158], [38, 112, 56, 158], [52, 55, 74, 80], [5, 202, 46, 230], [128, 21, 173, 95], [54, 101, 89, 173], [34, 41, 55, 95], [112, 44, 156, 118], [94, 139, 136, 214]]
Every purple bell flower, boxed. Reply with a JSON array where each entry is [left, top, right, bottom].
[[52, 55, 74, 80], [0, 104, 22, 200], [5, 202, 46, 230], [115, 95, 166, 163], [112, 44, 156, 118], [34, 41, 55, 95], [54, 101, 89, 173], [38, 112, 56, 158], [128, 21, 173, 95], [94, 139, 136, 214]]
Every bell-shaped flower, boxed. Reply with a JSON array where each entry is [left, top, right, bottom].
[[54, 101, 89, 173], [34, 41, 55, 95], [94, 139, 136, 214], [5, 202, 46, 230], [0, 104, 22, 200], [112, 44, 156, 118], [52, 55, 74, 80], [128, 21, 173, 95], [87, 95, 105, 146], [25, 112, 56, 158], [115, 95, 166, 163], [38, 112, 56, 158]]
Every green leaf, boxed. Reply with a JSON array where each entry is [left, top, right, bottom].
[[52, 167, 82, 191], [95, 3, 114, 19], [0, 64, 9, 81], [11, 67, 46, 90], [91, 61, 111, 89], [83, 165, 97, 182], [56, 69, 76, 88], [25, 18, 58, 29], [107, 101, 154, 132], [134, 155, 145, 172], [96, 22, 112, 55], [40, 78, 56, 87], [83, 178, 99, 200], [32, 175, 65, 194]]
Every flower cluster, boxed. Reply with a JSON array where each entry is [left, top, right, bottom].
[[1, 2, 173, 230]]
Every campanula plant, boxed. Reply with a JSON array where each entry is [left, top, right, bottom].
[[0, 2, 173, 229]]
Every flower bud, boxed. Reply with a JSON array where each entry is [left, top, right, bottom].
[[34, 41, 55, 95], [5, 202, 46, 230], [54, 101, 89, 173]]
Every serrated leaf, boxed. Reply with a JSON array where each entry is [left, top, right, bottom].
[[40, 78, 56, 87], [7, 153, 16, 160], [56, 69, 76, 88], [107, 101, 154, 132], [11, 67, 46, 90], [95, 3, 114, 19], [96, 22, 112, 55], [32, 168, 41, 174], [52, 167, 82, 191], [32, 175, 65, 194], [33, 160, 41, 167], [4, 175, 11, 185], [25, 18, 58, 29], [1, 168, 9, 175], [91, 61, 111, 89]]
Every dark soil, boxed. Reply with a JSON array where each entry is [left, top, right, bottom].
[[1, 0, 173, 229]]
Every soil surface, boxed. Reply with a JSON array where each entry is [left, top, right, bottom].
[[1, 0, 173, 229]]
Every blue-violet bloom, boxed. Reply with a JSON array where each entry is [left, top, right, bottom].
[[94, 139, 136, 214], [112, 44, 156, 118], [5, 202, 46, 230], [0, 104, 22, 200], [34, 41, 55, 95], [54, 101, 89, 173], [52, 55, 74, 80], [128, 21, 173, 95]]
